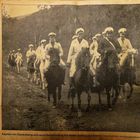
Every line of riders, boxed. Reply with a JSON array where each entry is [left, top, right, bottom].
[[8, 27, 139, 116]]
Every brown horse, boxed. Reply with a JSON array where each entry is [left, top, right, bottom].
[[44, 48, 64, 108], [96, 50, 120, 110], [68, 47, 91, 117], [120, 50, 138, 100], [27, 54, 36, 82]]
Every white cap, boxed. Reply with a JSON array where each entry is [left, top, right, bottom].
[[17, 48, 21, 51], [41, 39, 46, 43], [118, 28, 127, 34], [48, 32, 56, 37], [28, 44, 34, 47], [102, 31, 106, 35], [95, 33, 101, 38], [75, 28, 84, 35], [92, 36, 96, 40], [104, 27, 114, 33], [72, 35, 78, 39]]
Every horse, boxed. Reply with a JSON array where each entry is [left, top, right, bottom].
[[27, 54, 36, 82], [119, 49, 138, 100], [44, 48, 64, 108], [68, 47, 91, 117], [15, 53, 23, 74], [8, 53, 16, 69], [96, 50, 120, 110]]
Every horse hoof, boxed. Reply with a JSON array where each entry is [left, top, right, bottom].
[[123, 99, 126, 102], [118, 95, 122, 99], [127, 95, 131, 99], [86, 107, 90, 112], [108, 108, 112, 111], [78, 111, 82, 117], [52, 106, 56, 109]]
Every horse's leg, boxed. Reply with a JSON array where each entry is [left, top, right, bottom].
[[112, 86, 119, 105], [98, 90, 102, 105], [40, 71, 45, 89], [53, 88, 57, 108], [58, 85, 62, 102], [127, 83, 133, 99], [122, 84, 127, 102], [86, 91, 91, 112], [16, 63, 19, 73], [48, 88, 51, 102], [77, 91, 82, 117], [106, 88, 112, 111]]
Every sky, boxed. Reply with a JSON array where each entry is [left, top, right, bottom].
[[3, 4, 43, 17]]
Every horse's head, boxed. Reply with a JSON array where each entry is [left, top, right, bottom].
[[79, 47, 91, 71], [49, 48, 60, 66]]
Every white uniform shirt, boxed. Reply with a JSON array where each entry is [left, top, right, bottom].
[[117, 37, 133, 52], [45, 42, 63, 57], [36, 45, 46, 60], [67, 38, 89, 63], [90, 40, 98, 55], [26, 49, 36, 58]]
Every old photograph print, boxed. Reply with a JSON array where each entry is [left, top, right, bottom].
[[2, 4, 140, 132]]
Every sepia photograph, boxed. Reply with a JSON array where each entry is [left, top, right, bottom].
[[1, 0, 140, 138]]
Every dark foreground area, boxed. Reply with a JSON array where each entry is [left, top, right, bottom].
[[2, 64, 140, 132]]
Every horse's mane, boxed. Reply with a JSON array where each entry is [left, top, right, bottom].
[[75, 48, 90, 70], [49, 48, 60, 65]]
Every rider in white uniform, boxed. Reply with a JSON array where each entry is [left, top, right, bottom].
[[34, 39, 46, 67], [117, 28, 137, 66], [45, 32, 66, 69], [118, 28, 138, 85], [45, 32, 66, 84], [15, 48, 23, 64], [67, 28, 89, 87], [26, 44, 36, 63]]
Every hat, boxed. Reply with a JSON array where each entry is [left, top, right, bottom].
[[17, 48, 21, 51], [104, 27, 114, 33], [28, 44, 34, 47], [118, 28, 127, 34], [102, 31, 106, 35], [92, 36, 96, 40], [48, 32, 56, 37], [72, 35, 78, 39], [12, 50, 15, 52], [75, 28, 84, 35], [95, 33, 101, 38], [41, 39, 46, 43]]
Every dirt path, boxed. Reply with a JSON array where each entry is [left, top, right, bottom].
[[2, 64, 140, 132]]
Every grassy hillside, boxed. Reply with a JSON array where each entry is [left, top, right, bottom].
[[2, 5, 140, 60]]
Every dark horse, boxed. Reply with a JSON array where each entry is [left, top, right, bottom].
[[120, 51, 138, 99], [68, 47, 91, 117], [8, 53, 16, 69], [44, 48, 64, 108], [96, 50, 120, 110], [27, 54, 36, 82]]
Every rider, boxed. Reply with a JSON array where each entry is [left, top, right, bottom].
[[98, 27, 121, 69], [34, 39, 47, 67], [26, 44, 36, 64], [45, 32, 66, 84], [67, 28, 89, 88], [117, 28, 138, 85], [89, 33, 101, 56], [89, 34, 101, 86], [15, 48, 23, 65], [117, 28, 137, 66]]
